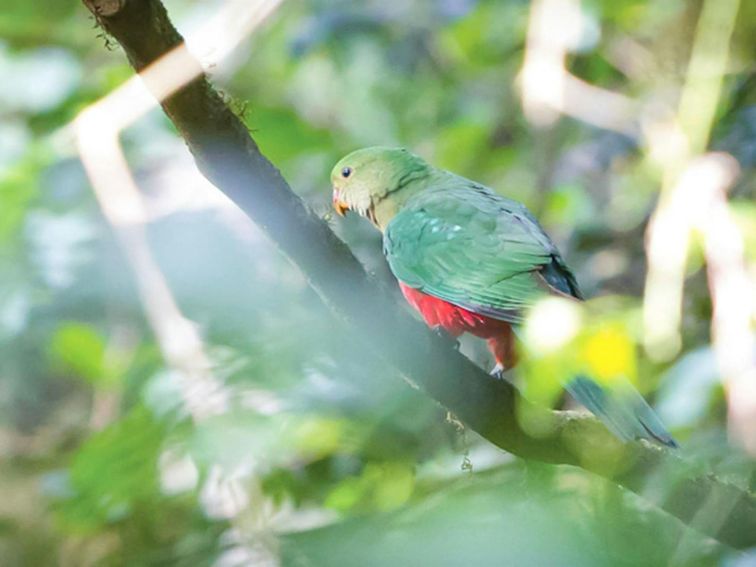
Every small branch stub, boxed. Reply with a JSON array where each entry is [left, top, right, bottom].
[[85, 0, 125, 17]]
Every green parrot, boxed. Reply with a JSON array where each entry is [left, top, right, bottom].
[[331, 146, 676, 447]]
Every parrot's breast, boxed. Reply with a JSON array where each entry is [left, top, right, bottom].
[[398, 282, 510, 339]]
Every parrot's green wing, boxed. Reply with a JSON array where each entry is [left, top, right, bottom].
[[383, 182, 582, 323], [383, 179, 677, 448]]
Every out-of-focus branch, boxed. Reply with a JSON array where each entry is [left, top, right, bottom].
[[643, 0, 742, 361], [690, 156, 755, 453], [639, 0, 754, 453], [76, 0, 285, 424], [79, 0, 756, 549], [75, 115, 228, 422], [646, 153, 756, 454], [520, 0, 638, 137]]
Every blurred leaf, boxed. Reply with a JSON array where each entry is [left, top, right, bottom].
[[59, 406, 166, 530], [291, 417, 344, 460], [285, 464, 722, 567], [324, 461, 414, 513], [542, 183, 596, 228], [0, 155, 39, 245], [248, 104, 332, 165], [49, 322, 119, 387]]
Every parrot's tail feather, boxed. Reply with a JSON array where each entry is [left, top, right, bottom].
[[566, 375, 678, 448]]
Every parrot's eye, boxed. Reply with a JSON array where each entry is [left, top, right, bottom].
[[341, 167, 352, 178]]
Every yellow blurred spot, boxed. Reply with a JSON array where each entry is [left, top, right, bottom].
[[582, 327, 635, 381]]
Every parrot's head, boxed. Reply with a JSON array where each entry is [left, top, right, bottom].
[[331, 147, 429, 229]]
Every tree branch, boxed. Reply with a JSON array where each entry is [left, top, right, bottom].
[[81, 0, 756, 549]]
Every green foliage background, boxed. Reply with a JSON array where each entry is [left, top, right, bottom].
[[0, 0, 754, 565]]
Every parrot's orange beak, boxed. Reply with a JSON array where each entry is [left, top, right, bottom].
[[332, 188, 349, 216]]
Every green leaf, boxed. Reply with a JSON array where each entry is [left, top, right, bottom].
[[59, 406, 166, 530], [49, 322, 115, 387]]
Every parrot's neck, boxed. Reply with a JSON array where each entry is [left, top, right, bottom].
[[372, 168, 449, 232], [372, 197, 401, 231]]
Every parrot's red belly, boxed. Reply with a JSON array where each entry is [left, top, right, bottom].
[[399, 281, 517, 369], [398, 282, 509, 338]]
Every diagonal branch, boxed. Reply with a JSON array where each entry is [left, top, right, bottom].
[[80, 0, 756, 549]]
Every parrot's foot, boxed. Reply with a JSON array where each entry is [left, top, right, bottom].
[[490, 363, 505, 380], [432, 326, 460, 350]]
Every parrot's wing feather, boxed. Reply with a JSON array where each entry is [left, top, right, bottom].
[[383, 184, 581, 323]]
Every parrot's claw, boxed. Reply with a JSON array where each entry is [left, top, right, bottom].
[[490, 363, 505, 380], [432, 326, 460, 350]]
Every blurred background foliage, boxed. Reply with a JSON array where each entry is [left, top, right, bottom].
[[0, 0, 754, 565]]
